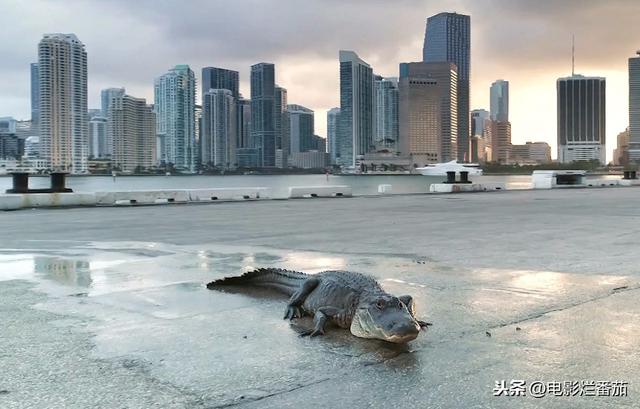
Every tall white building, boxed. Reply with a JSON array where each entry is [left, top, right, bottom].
[[154, 65, 196, 172], [109, 93, 156, 173], [628, 51, 640, 162], [38, 33, 88, 173], [88, 116, 108, 158], [201, 89, 236, 169], [557, 75, 606, 164]]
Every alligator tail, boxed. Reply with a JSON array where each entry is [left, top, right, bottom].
[[206, 268, 308, 296]]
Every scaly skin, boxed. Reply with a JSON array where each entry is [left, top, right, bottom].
[[208, 268, 430, 343]]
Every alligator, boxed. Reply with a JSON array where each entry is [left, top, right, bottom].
[[207, 268, 430, 343]]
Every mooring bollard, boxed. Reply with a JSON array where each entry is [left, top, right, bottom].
[[50, 172, 72, 193], [445, 171, 456, 184], [7, 172, 29, 193], [459, 171, 470, 183], [623, 170, 637, 180]]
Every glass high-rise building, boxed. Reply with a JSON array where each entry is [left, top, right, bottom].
[[275, 85, 288, 167], [236, 96, 251, 149], [202, 67, 239, 100], [556, 75, 606, 164], [490, 80, 509, 122], [339, 50, 374, 167], [101, 88, 125, 117], [38, 33, 88, 173], [88, 116, 108, 159], [470, 109, 489, 137], [628, 51, 640, 162], [201, 89, 236, 170], [374, 76, 399, 150], [327, 107, 341, 165], [30, 63, 39, 128], [286, 104, 314, 154], [250, 63, 276, 167], [423, 12, 470, 162], [154, 65, 196, 171]]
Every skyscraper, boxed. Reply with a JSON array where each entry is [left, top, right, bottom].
[[236, 96, 251, 148], [154, 65, 196, 171], [38, 33, 88, 173], [88, 116, 108, 159], [201, 89, 237, 169], [286, 104, 314, 154], [109, 93, 156, 172], [423, 12, 470, 161], [628, 51, 640, 162], [30, 63, 39, 128], [101, 87, 125, 117], [374, 76, 399, 150], [202, 67, 239, 99], [490, 80, 509, 122], [490, 120, 512, 163], [327, 107, 341, 165], [250, 63, 276, 167], [470, 109, 489, 137], [399, 61, 458, 166], [557, 75, 606, 163], [275, 85, 288, 167], [339, 50, 374, 167]]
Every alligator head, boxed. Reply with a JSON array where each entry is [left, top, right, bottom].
[[350, 294, 421, 343]]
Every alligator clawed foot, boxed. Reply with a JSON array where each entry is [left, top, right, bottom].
[[417, 320, 432, 329], [284, 305, 303, 320], [299, 328, 325, 338]]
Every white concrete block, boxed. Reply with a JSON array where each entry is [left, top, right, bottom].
[[95, 190, 190, 205], [429, 183, 504, 193], [378, 184, 393, 194], [0, 195, 23, 210], [187, 187, 270, 202], [0, 193, 97, 210], [288, 185, 352, 198]]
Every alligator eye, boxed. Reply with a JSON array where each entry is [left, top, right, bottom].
[[376, 300, 385, 309]]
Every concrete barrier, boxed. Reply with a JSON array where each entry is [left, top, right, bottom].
[[0, 193, 97, 210], [378, 184, 393, 194], [95, 190, 190, 206], [188, 187, 269, 202], [586, 179, 619, 187], [429, 183, 505, 193], [288, 185, 352, 198]]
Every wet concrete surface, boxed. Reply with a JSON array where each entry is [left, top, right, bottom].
[[1, 188, 640, 408]]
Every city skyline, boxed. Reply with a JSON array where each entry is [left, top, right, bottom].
[[1, 1, 640, 162]]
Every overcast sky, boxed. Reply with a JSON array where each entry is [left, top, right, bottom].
[[2, 0, 639, 160]]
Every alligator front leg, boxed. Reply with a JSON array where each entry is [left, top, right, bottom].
[[300, 307, 342, 337], [284, 277, 319, 320], [398, 295, 432, 328]]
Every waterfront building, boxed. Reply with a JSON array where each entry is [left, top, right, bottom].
[[201, 89, 236, 169], [313, 135, 326, 153], [471, 109, 489, 137], [88, 116, 108, 159], [108, 93, 156, 173], [236, 147, 260, 168], [275, 86, 288, 167], [490, 120, 512, 163], [250, 63, 276, 167], [339, 50, 374, 167], [556, 75, 606, 163], [0, 117, 21, 160], [202, 67, 239, 99], [30, 63, 39, 129], [154, 64, 196, 171], [289, 151, 328, 169], [398, 61, 458, 166], [490, 80, 509, 122], [613, 128, 630, 166], [423, 12, 471, 161], [628, 51, 640, 162], [236, 96, 251, 149], [38, 33, 88, 173], [511, 142, 551, 164], [101, 88, 125, 117], [286, 104, 314, 154], [374, 76, 399, 150], [327, 107, 340, 164]]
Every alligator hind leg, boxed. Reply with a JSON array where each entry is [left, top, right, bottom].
[[300, 307, 341, 337], [284, 278, 319, 320], [399, 295, 432, 328]]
